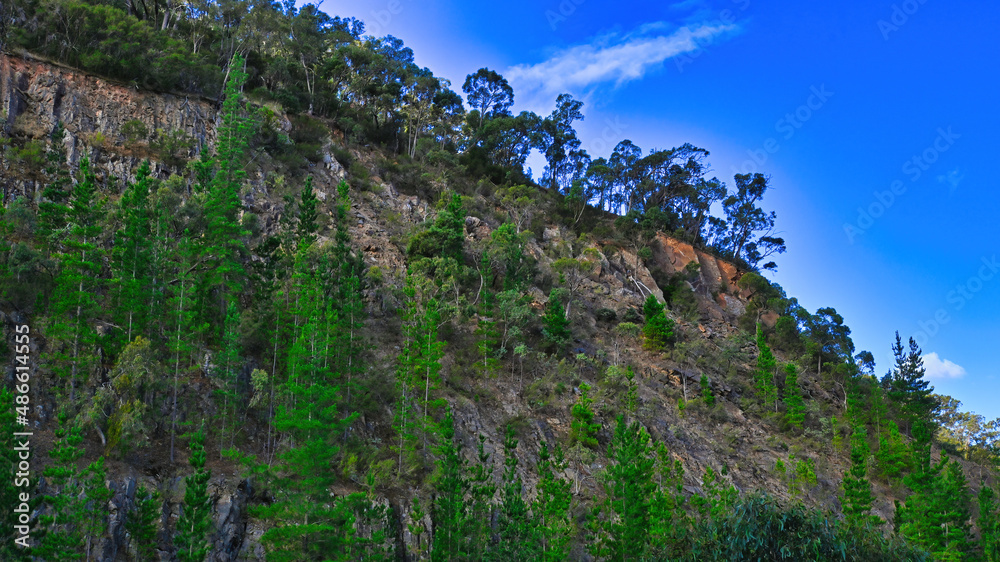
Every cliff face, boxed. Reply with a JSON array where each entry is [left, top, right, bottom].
[[1, 53, 863, 560], [2, 53, 217, 198]]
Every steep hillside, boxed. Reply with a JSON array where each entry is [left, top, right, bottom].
[[1, 49, 994, 562]]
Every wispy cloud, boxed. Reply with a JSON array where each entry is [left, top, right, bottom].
[[923, 352, 966, 379], [507, 21, 740, 105]]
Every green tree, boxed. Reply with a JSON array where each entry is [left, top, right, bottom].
[[296, 176, 319, 249], [36, 414, 111, 561], [534, 442, 572, 562], [492, 425, 538, 560], [641, 294, 674, 351], [407, 191, 466, 264], [782, 363, 805, 428], [842, 422, 881, 528], [592, 416, 656, 560], [431, 408, 470, 561], [875, 420, 909, 480], [112, 160, 154, 344], [699, 374, 715, 407], [463, 67, 514, 128], [126, 485, 161, 561], [541, 287, 571, 351], [200, 55, 255, 331], [979, 484, 1000, 562], [754, 323, 778, 411], [175, 431, 213, 562], [569, 382, 600, 449], [884, 332, 938, 435], [47, 157, 104, 403]]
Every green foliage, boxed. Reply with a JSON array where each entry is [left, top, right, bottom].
[[700, 374, 715, 407], [36, 413, 111, 561], [754, 323, 778, 411], [126, 485, 161, 561], [592, 416, 658, 560], [82, 336, 159, 456], [641, 294, 674, 351], [175, 431, 213, 562], [408, 191, 466, 263], [782, 363, 805, 428], [535, 442, 573, 561], [46, 156, 104, 403], [875, 421, 910, 480], [491, 425, 538, 560], [686, 493, 929, 561], [569, 383, 600, 449], [980, 484, 1000, 562], [884, 333, 938, 435], [431, 409, 470, 560], [541, 287, 572, 351], [842, 423, 881, 528]]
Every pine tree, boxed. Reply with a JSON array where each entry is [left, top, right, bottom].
[[886, 332, 937, 435], [466, 435, 496, 560], [216, 301, 242, 454], [979, 484, 1000, 562], [200, 55, 255, 334], [875, 420, 909, 480], [168, 232, 203, 464], [492, 425, 538, 560], [126, 485, 161, 561], [754, 323, 778, 411], [700, 374, 715, 407], [112, 160, 154, 345], [648, 442, 691, 560], [897, 420, 948, 555], [842, 422, 881, 528], [642, 294, 674, 351], [36, 413, 110, 561], [47, 157, 103, 403], [541, 287, 571, 351], [296, 176, 319, 250], [175, 431, 213, 562], [534, 442, 572, 562], [592, 416, 657, 560], [782, 363, 805, 428], [431, 408, 469, 561], [569, 382, 600, 449], [37, 123, 72, 253]]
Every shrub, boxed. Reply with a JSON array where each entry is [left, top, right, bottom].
[[642, 295, 674, 351], [121, 119, 148, 144], [595, 308, 617, 323]]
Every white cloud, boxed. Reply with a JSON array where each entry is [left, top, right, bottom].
[[922, 352, 966, 379], [507, 22, 740, 103]]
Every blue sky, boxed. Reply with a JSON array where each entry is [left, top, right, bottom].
[[325, 0, 1000, 420]]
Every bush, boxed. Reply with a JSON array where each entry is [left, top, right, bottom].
[[685, 494, 931, 561], [595, 308, 617, 323], [121, 119, 148, 144], [642, 294, 674, 351]]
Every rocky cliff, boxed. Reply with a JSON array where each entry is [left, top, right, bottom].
[[0, 52, 873, 561]]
